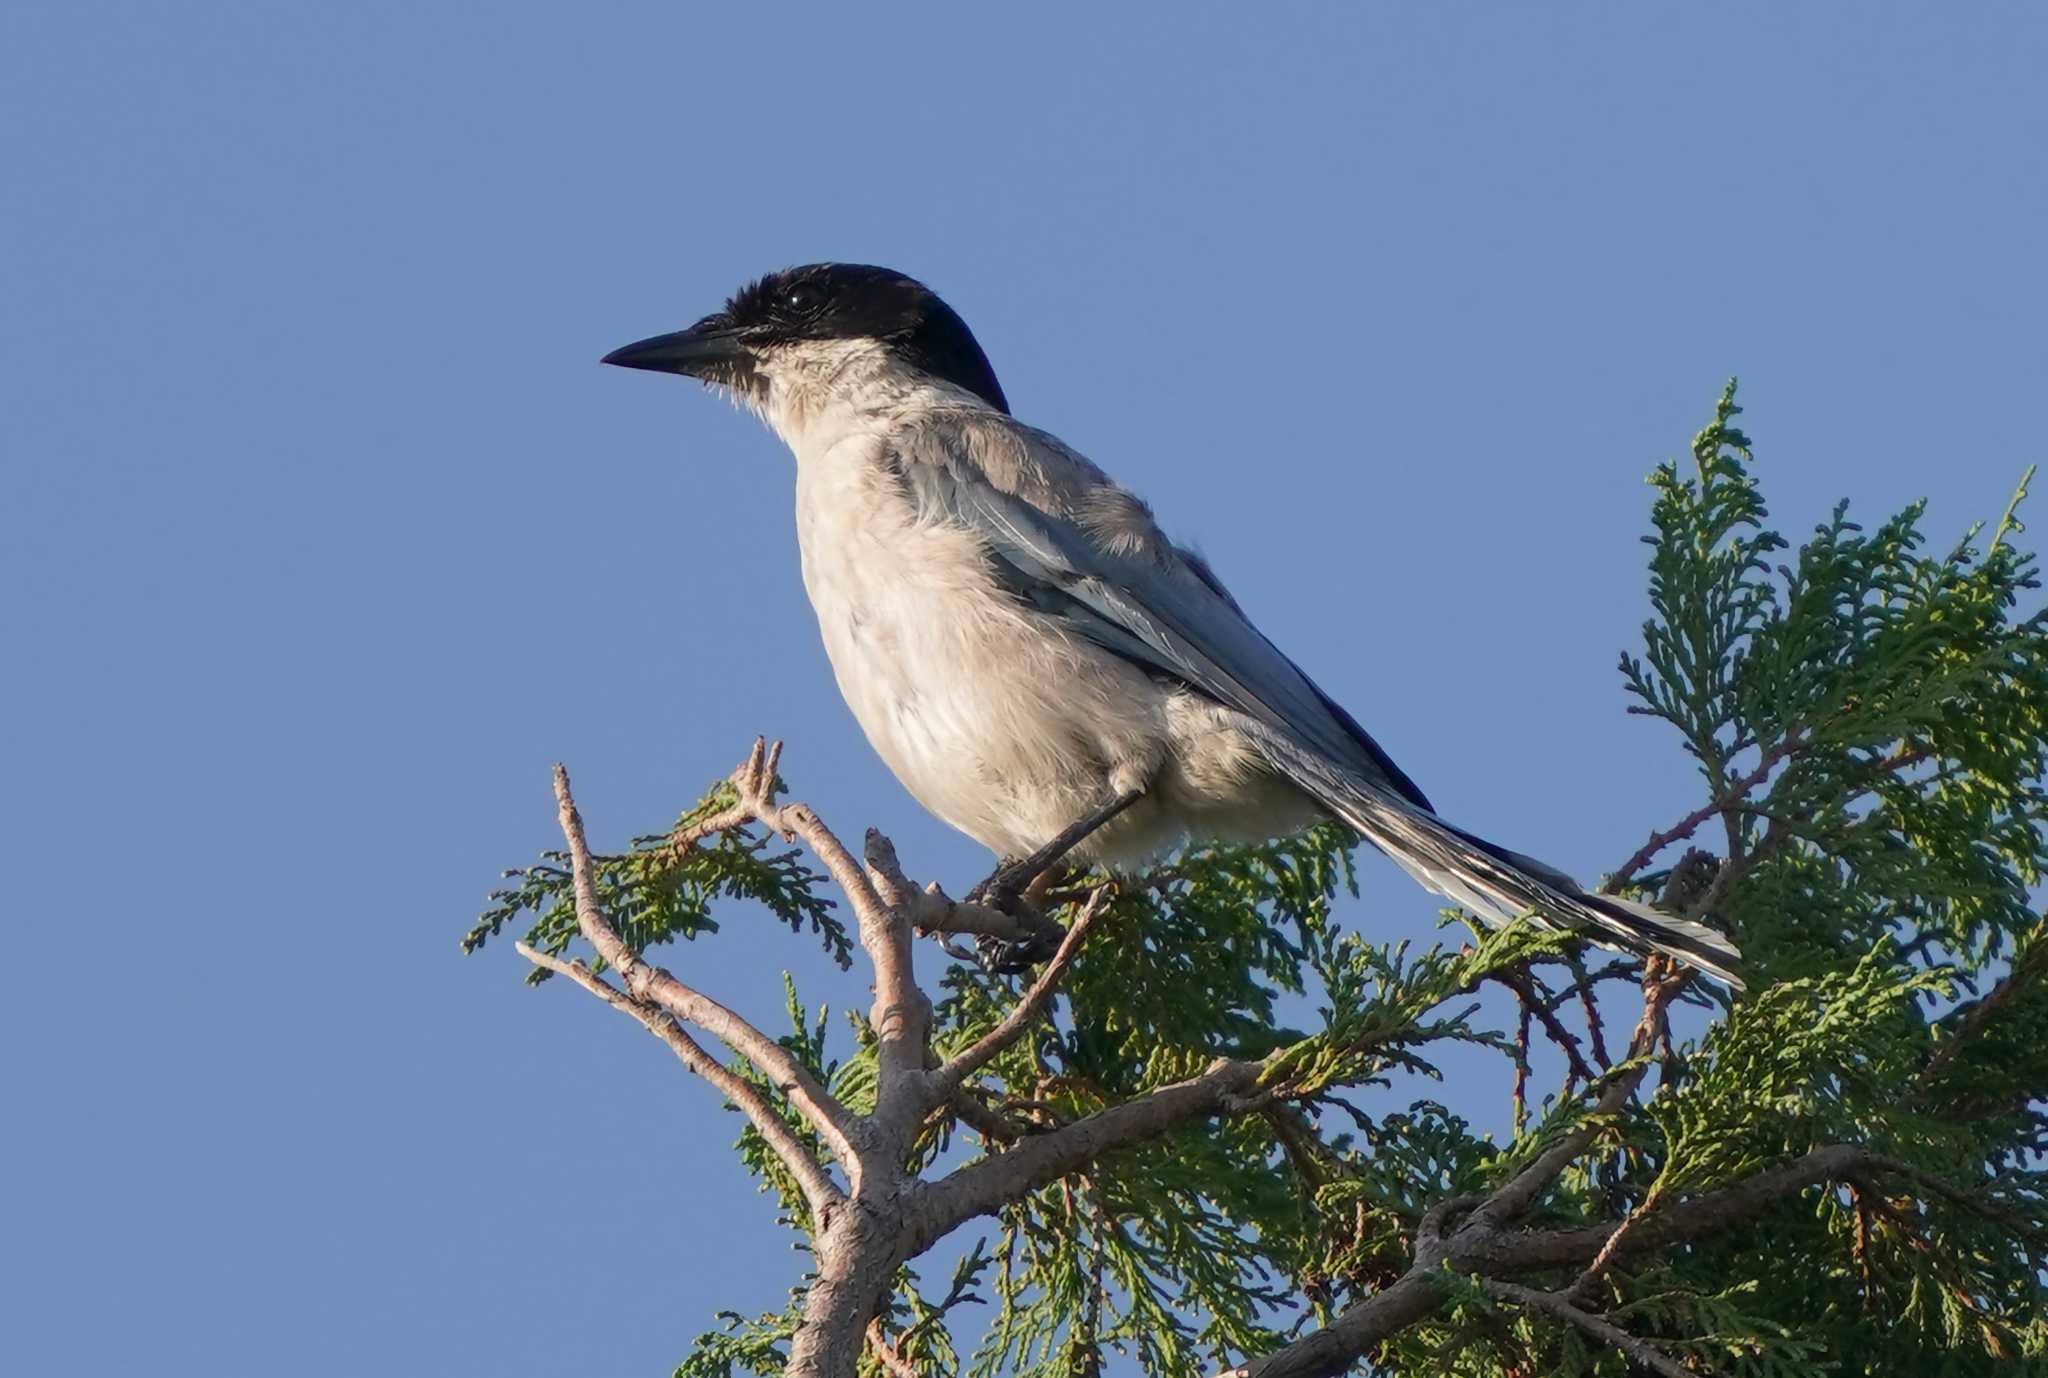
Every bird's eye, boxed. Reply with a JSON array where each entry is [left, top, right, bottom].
[[783, 284, 822, 314]]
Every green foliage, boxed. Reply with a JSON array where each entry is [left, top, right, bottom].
[[463, 781, 852, 982], [673, 1307, 799, 1378], [477, 385, 2048, 1376], [1620, 384, 2048, 970]]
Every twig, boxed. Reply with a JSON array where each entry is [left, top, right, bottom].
[[668, 738, 785, 853], [1469, 960, 1682, 1232], [946, 1086, 1033, 1144], [686, 739, 895, 931], [551, 764, 866, 1169], [969, 786, 1144, 903], [1511, 1002, 1531, 1133], [865, 1320, 920, 1378], [930, 888, 1110, 1100], [905, 1056, 1265, 1256], [1561, 951, 1616, 1070], [653, 742, 933, 1153], [864, 831, 1065, 948], [1480, 1281, 1689, 1378], [1562, 1190, 1653, 1306], [1914, 935, 2045, 1100], [1607, 731, 1807, 890], [1495, 963, 1598, 1088], [515, 941, 843, 1225]]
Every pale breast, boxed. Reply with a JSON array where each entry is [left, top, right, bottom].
[[790, 434, 1174, 858]]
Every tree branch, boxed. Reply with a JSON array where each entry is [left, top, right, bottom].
[[1493, 963, 1598, 1088], [1231, 966, 1689, 1378], [675, 742, 927, 1145], [1607, 730, 1807, 890], [1239, 1270, 1445, 1378], [666, 734, 783, 853], [1480, 1281, 1690, 1378], [1238, 1138, 2039, 1378], [551, 763, 866, 1171], [1470, 962, 1682, 1231], [514, 941, 844, 1225], [906, 965, 1521, 1259], [904, 1057, 1263, 1257], [865, 1320, 920, 1378], [944, 1085, 1034, 1145], [864, 830, 1065, 948], [788, 810, 929, 1149], [1913, 933, 2045, 1102], [928, 888, 1109, 1102], [1479, 1143, 2042, 1273]]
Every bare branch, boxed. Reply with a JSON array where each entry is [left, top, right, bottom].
[[668, 737, 783, 853], [864, 830, 1064, 948], [514, 941, 844, 1225], [704, 739, 896, 939], [1470, 961, 1682, 1232], [1480, 1281, 1690, 1378], [865, 1320, 920, 1378], [1239, 1270, 1445, 1378], [945, 1085, 1033, 1145], [929, 888, 1109, 1102], [1481, 1143, 2047, 1276], [1607, 730, 1807, 890], [1914, 933, 2045, 1101], [769, 800, 891, 927], [669, 744, 931, 1145], [661, 741, 944, 1155], [550, 764, 866, 1169], [1494, 963, 1598, 1088], [904, 1057, 1263, 1256]]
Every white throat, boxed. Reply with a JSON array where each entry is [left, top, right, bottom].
[[752, 338, 910, 462], [753, 337, 1000, 467]]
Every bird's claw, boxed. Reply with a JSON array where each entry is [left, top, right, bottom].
[[964, 857, 1061, 972], [964, 858, 1032, 912], [974, 929, 1061, 975]]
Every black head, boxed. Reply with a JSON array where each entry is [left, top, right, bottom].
[[602, 264, 1008, 414]]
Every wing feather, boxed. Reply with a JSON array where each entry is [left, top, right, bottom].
[[894, 414, 1432, 810]]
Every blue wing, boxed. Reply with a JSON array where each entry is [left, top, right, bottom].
[[893, 417, 1434, 812]]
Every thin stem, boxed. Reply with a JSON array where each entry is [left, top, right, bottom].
[[515, 941, 843, 1225], [552, 763, 866, 1169], [929, 888, 1109, 1102], [1480, 1282, 1690, 1378]]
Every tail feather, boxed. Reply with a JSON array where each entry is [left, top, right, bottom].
[[1314, 775, 1745, 989]]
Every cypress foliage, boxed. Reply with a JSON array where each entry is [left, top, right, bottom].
[[473, 384, 2048, 1376]]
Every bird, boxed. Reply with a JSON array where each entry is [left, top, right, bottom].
[[602, 263, 1742, 987]]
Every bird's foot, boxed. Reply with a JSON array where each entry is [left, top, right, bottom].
[[964, 865, 1065, 973], [964, 857, 1040, 912], [974, 928, 1063, 975], [967, 787, 1148, 912]]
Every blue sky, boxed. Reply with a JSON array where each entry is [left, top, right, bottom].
[[4, 4, 2044, 1374]]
